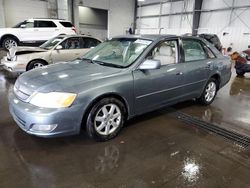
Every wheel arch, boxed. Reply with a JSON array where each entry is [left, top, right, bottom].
[[26, 59, 48, 71], [210, 73, 221, 90], [81, 92, 130, 129], [0, 34, 20, 45]]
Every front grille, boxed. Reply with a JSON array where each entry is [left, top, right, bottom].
[[15, 113, 26, 127], [14, 80, 32, 101]]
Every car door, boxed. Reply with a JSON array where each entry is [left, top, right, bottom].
[[34, 20, 58, 41], [51, 37, 86, 63], [133, 39, 186, 114], [17, 20, 39, 42], [180, 38, 215, 98]]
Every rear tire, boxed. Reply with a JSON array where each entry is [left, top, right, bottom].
[[198, 78, 217, 105], [2, 37, 18, 51], [86, 98, 126, 142], [27, 60, 47, 71]]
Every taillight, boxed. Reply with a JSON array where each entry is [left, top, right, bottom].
[[72, 26, 76, 33]]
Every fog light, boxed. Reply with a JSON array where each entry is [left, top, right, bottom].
[[30, 124, 57, 132]]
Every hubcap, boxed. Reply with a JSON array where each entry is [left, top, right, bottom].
[[205, 82, 216, 102], [4, 39, 17, 50], [33, 62, 44, 69], [94, 104, 121, 136]]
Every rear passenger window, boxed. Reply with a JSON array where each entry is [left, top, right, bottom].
[[35, 21, 57, 28], [203, 45, 216, 58], [182, 39, 207, 62], [59, 22, 73, 27], [83, 38, 101, 48]]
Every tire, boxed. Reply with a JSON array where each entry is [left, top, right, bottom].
[[86, 98, 126, 141], [27, 60, 47, 71], [198, 78, 218, 106], [236, 70, 245, 76], [2, 37, 18, 51]]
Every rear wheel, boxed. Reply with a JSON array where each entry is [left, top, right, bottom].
[[27, 60, 47, 71], [198, 78, 217, 105], [2, 37, 18, 50], [86, 98, 126, 141]]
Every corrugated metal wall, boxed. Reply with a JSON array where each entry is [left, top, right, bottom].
[[136, 0, 250, 51], [199, 0, 250, 51], [136, 0, 194, 35]]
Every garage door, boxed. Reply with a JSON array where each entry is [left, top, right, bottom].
[[4, 0, 48, 27]]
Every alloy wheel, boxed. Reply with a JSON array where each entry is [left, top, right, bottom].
[[94, 104, 121, 136], [205, 82, 216, 102], [4, 39, 17, 50], [33, 62, 45, 69]]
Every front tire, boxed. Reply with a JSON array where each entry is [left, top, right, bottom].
[[2, 37, 18, 50], [198, 78, 217, 105], [27, 60, 47, 71], [86, 98, 126, 141]]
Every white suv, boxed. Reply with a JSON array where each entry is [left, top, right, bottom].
[[0, 18, 76, 50]]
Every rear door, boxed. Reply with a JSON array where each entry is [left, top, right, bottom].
[[180, 38, 216, 98], [34, 20, 58, 41]]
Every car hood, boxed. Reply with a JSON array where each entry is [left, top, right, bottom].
[[9, 46, 47, 57], [16, 60, 123, 95]]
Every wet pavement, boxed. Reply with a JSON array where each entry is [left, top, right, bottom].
[[174, 73, 250, 137], [0, 51, 250, 187]]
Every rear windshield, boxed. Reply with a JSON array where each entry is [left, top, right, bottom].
[[60, 22, 73, 27]]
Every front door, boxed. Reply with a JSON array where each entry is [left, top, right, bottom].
[[133, 39, 186, 114], [51, 37, 89, 63]]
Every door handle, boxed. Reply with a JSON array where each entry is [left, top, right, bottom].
[[205, 62, 213, 69], [176, 72, 183, 75], [34, 29, 39, 31]]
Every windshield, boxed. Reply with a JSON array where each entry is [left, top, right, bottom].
[[83, 38, 152, 68], [40, 36, 65, 50]]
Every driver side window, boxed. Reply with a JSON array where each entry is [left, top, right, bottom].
[[146, 40, 178, 66], [60, 38, 81, 49]]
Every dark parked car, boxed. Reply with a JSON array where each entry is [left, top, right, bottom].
[[8, 35, 232, 141], [198, 34, 222, 52]]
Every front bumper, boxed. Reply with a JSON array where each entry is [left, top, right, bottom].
[[8, 91, 84, 137], [1, 58, 26, 73]]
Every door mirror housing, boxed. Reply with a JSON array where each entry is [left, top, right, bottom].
[[139, 59, 161, 70], [55, 45, 63, 50], [20, 24, 26, 28]]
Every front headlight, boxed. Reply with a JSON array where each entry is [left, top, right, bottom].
[[29, 92, 77, 108]]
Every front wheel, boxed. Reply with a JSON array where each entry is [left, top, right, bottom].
[[198, 78, 217, 105], [86, 98, 126, 141], [27, 60, 47, 71], [2, 37, 18, 50]]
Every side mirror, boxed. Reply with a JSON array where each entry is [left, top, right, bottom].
[[56, 45, 63, 50], [139, 59, 161, 70], [20, 24, 26, 28], [248, 45, 250, 49]]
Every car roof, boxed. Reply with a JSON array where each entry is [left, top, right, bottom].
[[27, 18, 68, 21], [57, 34, 102, 41], [112, 34, 202, 41]]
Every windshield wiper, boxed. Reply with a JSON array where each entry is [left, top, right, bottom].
[[95, 61, 124, 68], [77, 57, 95, 64]]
